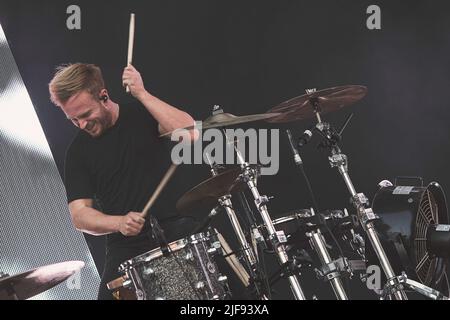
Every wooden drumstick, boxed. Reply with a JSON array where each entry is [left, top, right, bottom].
[[141, 163, 178, 218], [217, 232, 250, 287], [126, 13, 135, 93]]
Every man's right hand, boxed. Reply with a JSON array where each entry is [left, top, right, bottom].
[[118, 212, 146, 236]]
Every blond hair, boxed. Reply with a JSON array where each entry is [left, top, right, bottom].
[[49, 63, 105, 106]]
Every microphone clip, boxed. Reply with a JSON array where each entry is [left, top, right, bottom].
[[149, 215, 170, 256]]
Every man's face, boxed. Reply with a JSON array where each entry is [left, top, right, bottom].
[[60, 91, 113, 137]]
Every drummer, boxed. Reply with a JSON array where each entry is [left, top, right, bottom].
[[49, 63, 198, 299]]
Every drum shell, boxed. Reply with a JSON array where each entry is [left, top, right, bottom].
[[118, 232, 229, 300]]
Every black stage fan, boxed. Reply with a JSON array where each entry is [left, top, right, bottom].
[[370, 179, 450, 294]]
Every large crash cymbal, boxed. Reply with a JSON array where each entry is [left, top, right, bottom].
[[266, 85, 367, 123], [176, 168, 243, 217], [160, 112, 281, 138], [0, 261, 85, 300]]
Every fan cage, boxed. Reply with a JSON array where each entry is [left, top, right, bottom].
[[414, 190, 439, 284]]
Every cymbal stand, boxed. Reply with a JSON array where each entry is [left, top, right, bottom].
[[204, 154, 265, 299], [296, 96, 450, 300], [286, 129, 348, 299], [308, 94, 407, 300], [306, 209, 349, 300], [229, 139, 307, 300]]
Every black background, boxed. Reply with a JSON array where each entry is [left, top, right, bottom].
[[1, 0, 450, 299]]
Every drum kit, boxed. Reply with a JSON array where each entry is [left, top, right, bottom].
[[108, 84, 450, 300], [1, 85, 448, 301], [99, 13, 449, 301], [1, 85, 447, 301]]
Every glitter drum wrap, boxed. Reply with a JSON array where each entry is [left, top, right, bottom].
[[119, 231, 230, 300]]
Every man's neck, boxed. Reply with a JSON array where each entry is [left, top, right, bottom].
[[108, 101, 120, 126]]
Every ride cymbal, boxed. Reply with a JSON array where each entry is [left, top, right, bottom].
[[266, 85, 367, 123], [160, 112, 281, 138]]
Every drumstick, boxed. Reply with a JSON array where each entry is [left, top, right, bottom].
[[141, 163, 178, 218], [217, 232, 250, 287], [126, 13, 135, 93]]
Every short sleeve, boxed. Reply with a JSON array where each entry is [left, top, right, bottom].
[[64, 140, 95, 203]]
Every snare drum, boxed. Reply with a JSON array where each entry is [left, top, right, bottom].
[[118, 231, 229, 300]]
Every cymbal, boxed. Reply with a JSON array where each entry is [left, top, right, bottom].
[[0, 261, 85, 300], [176, 168, 243, 216], [160, 112, 281, 138], [265, 85, 367, 123]]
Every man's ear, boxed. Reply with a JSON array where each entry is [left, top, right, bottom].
[[99, 89, 109, 103]]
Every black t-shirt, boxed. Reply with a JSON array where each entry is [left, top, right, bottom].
[[64, 101, 175, 248]]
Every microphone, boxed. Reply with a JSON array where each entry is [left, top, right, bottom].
[[298, 129, 313, 147], [149, 215, 170, 256], [286, 130, 303, 165], [208, 206, 221, 218], [192, 206, 222, 234]]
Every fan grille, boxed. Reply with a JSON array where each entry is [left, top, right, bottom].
[[414, 190, 438, 284]]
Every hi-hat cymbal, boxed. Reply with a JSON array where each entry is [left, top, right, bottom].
[[266, 85, 367, 123], [0, 261, 85, 300], [176, 168, 243, 217], [160, 112, 281, 138]]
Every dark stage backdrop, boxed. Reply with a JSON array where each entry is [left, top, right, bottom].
[[1, 0, 449, 299]]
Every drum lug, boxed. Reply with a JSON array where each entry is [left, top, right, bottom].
[[143, 267, 154, 279], [195, 281, 205, 290], [185, 251, 195, 261], [122, 279, 132, 289]]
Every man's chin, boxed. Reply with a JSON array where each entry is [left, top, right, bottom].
[[85, 127, 103, 138]]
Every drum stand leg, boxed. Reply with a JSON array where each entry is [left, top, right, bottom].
[[219, 195, 258, 268], [311, 112, 408, 300], [286, 129, 349, 300], [239, 162, 306, 300], [218, 195, 264, 292], [306, 209, 348, 300], [218, 128, 306, 299], [389, 273, 449, 300], [331, 148, 407, 300], [205, 157, 266, 299]]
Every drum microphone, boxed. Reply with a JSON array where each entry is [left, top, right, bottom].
[[298, 129, 313, 147], [286, 130, 303, 165], [209, 205, 221, 218], [192, 206, 222, 234], [148, 215, 170, 256]]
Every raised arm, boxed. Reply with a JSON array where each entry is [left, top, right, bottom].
[[122, 64, 196, 137]]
